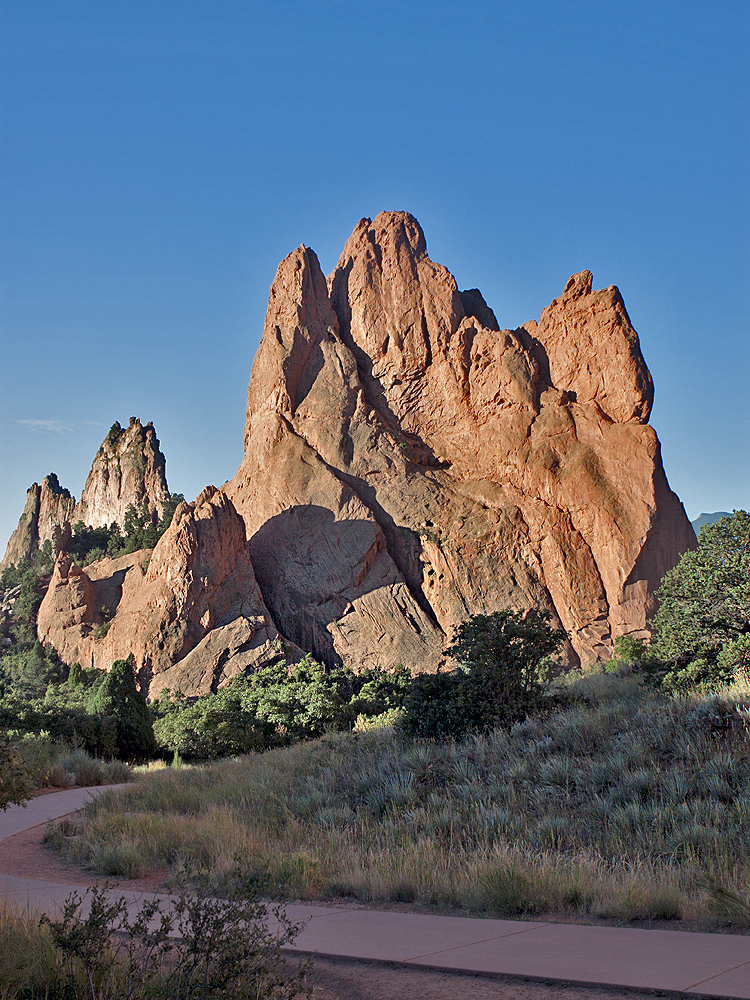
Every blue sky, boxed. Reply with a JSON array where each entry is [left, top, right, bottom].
[[1, 0, 748, 552]]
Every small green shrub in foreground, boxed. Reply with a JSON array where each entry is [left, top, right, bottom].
[[0, 881, 310, 1000]]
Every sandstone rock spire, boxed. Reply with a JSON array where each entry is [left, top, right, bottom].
[[73, 417, 170, 528], [0, 474, 76, 572], [226, 211, 696, 669], [37, 486, 291, 696], [1, 418, 171, 572]]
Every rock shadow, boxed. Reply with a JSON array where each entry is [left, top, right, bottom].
[[249, 504, 431, 667]]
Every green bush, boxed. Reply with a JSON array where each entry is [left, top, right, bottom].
[[0, 732, 37, 810], [35, 881, 310, 999], [400, 609, 566, 740]]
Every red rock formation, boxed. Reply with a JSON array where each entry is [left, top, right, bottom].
[[73, 417, 170, 528], [0, 475, 76, 571], [37, 487, 290, 696], [2, 419, 170, 571], [226, 212, 696, 669]]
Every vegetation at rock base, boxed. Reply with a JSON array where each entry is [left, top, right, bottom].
[[88, 655, 156, 762], [66, 491, 185, 566], [45, 670, 750, 929], [152, 657, 411, 760], [400, 609, 565, 740]]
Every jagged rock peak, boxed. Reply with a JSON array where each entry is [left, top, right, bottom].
[[0, 474, 76, 571], [37, 484, 288, 697], [74, 417, 170, 529], [226, 210, 695, 670]]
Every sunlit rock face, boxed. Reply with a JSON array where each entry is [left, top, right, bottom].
[[37, 487, 292, 697], [0, 474, 76, 572], [225, 211, 695, 670], [73, 417, 170, 529], [22, 211, 697, 694], [1, 418, 170, 572]]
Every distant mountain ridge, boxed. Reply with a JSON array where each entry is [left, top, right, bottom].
[[691, 512, 731, 532]]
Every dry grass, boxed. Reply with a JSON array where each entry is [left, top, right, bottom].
[[46, 675, 750, 928], [0, 896, 62, 999]]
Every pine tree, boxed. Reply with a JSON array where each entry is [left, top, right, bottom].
[[88, 655, 155, 760]]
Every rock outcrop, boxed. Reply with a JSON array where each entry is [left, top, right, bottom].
[[37, 487, 290, 696], [225, 211, 696, 669], [0, 474, 76, 571], [1, 419, 170, 571], [14, 211, 698, 692], [73, 417, 170, 528]]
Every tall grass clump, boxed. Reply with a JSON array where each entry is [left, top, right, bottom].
[[45, 674, 750, 927]]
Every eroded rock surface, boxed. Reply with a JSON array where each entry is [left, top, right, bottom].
[[226, 211, 695, 669], [37, 487, 289, 696], [0, 474, 76, 572], [16, 211, 697, 691], [2, 419, 170, 571], [73, 417, 170, 528]]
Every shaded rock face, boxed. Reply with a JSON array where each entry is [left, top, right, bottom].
[[37, 487, 289, 697], [0, 475, 76, 571], [73, 417, 170, 528], [226, 211, 696, 669]]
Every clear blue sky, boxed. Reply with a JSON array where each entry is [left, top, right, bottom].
[[1, 0, 748, 552]]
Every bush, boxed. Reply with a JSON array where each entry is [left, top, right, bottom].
[[0, 731, 36, 810], [400, 609, 566, 740], [35, 881, 310, 999], [154, 689, 272, 760]]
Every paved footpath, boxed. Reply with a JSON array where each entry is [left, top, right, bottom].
[[1, 787, 749, 999]]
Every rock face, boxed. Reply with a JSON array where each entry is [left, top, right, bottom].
[[226, 211, 696, 669], [0, 474, 76, 571], [73, 417, 170, 528], [36, 487, 290, 697], [1, 419, 170, 572], [14, 211, 698, 693]]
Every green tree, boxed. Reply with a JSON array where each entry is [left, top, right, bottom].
[[650, 510, 750, 690], [400, 609, 566, 740], [0, 732, 35, 810], [88, 655, 155, 760], [153, 688, 272, 760], [157, 493, 185, 535]]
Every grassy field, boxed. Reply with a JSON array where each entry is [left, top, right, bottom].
[[46, 672, 750, 929]]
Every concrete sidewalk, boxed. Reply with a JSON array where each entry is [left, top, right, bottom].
[[1, 787, 749, 998]]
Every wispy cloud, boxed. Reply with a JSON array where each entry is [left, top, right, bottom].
[[15, 419, 75, 434]]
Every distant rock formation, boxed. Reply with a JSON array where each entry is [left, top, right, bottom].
[[691, 512, 730, 533], [73, 418, 170, 528], [1, 418, 170, 572], [0, 474, 75, 572], [225, 211, 696, 670], [37, 487, 293, 696]]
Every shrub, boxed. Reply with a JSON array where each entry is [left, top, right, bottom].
[[400, 609, 566, 739], [0, 731, 36, 810], [37, 881, 310, 999]]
